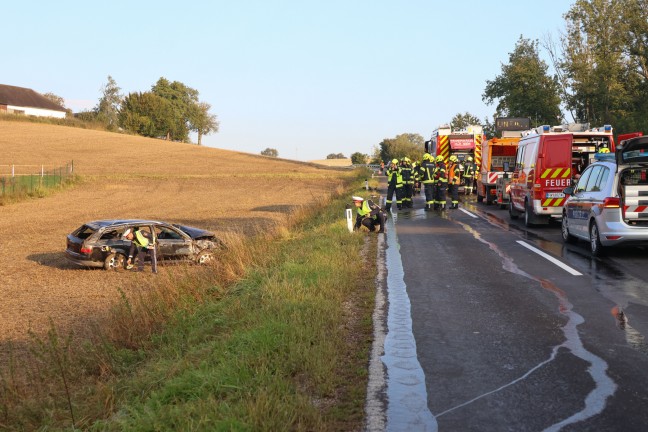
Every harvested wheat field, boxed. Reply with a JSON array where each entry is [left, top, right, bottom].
[[0, 121, 354, 356]]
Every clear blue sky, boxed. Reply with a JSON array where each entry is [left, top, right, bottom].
[[4, 1, 571, 161]]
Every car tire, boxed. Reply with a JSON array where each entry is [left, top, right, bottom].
[[195, 250, 214, 265], [561, 213, 577, 243], [524, 200, 534, 227], [589, 221, 605, 257], [509, 200, 519, 219], [104, 252, 126, 271]]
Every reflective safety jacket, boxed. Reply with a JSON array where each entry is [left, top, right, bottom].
[[356, 199, 382, 219], [447, 162, 461, 185], [134, 230, 150, 248], [434, 162, 448, 185], [386, 166, 403, 187], [463, 162, 475, 179], [421, 161, 436, 183], [400, 164, 413, 184]]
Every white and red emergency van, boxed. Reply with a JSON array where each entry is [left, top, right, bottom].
[[508, 126, 574, 226]]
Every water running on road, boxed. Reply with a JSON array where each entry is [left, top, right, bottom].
[[454, 221, 617, 431], [380, 213, 438, 431]]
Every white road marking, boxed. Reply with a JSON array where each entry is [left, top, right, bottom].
[[516, 241, 583, 276], [459, 208, 478, 218]]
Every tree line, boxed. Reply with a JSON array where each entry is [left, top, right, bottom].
[[74, 76, 219, 145], [375, 0, 648, 164]]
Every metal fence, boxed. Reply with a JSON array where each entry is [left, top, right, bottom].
[[0, 161, 74, 197]]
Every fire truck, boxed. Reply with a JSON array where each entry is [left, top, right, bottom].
[[425, 124, 484, 190], [508, 123, 617, 226], [476, 132, 521, 206]]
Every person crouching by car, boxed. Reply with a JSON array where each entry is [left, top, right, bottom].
[[352, 196, 386, 233], [123, 227, 157, 273]]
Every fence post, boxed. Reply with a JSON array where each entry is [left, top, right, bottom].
[[12, 165, 14, 177]]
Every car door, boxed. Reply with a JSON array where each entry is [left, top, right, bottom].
[[580, 165, 609, 232], [154, 224, 194, 261], [567, 166, 593, 236]]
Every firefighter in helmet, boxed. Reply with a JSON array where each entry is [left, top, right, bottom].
[[463, 155, 476, 195], [433, 155, 448, 210], [447, 155, 461, 209], [385, 158, 403, 211], [421, 153, 436, 211], [400, 157, 414, 208]]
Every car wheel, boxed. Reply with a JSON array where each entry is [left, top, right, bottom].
[[561, 213, 577, 243], [589, 221, 605, 257], [509, 200, 519, 220], [104, 252, 126, 271], [524, 200, 534, 227], [195, 250, 214, 265]]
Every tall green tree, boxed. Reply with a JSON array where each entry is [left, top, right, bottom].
[[451, 112, 482, 130], [97, 75, 122, 130], [151, 78, 200, 142], [190, 102, 219, 145], [378, 133, 424, 163], [483, 36, 562, 126], [119, 92, 174, 138]]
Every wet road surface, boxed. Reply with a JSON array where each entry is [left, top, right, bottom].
[[370, 189, 648, 432]]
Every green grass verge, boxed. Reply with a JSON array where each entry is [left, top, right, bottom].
[[88, 193, 375, 431]]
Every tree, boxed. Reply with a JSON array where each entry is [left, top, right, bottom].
[[483, 36, 562, 127], [378, 133, 424, 163], [350, 152, 368, 164], [261, 148, 278, 157], [190, 102, 219, 145], [451, 112, 482, 130], [119, 92, 175, 138], [42, 92, 65, 109], [151, 78, 200, 142], [96, 75, 122, 130], [326, 153, 345, 159]]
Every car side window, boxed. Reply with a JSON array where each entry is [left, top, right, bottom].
[[592, 167, 610, 192], [516, 145, 525, 170], [583, 166, 603, 192], [575, 168, 593, 193], [156, 226, 183, 240]]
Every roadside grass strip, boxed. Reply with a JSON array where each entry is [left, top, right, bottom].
[[0, 178, 376, 431]]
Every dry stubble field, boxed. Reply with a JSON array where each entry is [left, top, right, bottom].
[[0, 121, 352, 358]]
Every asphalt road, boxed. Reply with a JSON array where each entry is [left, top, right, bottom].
[[371, 188, 648, 432]]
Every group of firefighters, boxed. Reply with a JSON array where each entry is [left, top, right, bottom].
[[384, 154, 475, 211], [353, 154, 476, 233]]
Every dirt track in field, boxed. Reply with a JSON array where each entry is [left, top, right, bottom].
[[0, 121, 352, 356]]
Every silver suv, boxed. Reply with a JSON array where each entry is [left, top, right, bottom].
[[561, 136, 648, 256]]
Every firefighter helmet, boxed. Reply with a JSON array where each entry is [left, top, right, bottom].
[[435, 155, 444, 162], [449, 155, 458, 163], [598, 147, 610, 153], [423, 153, 431, 160], [391, 158, 399, 164], [466, 156, 473, 162]]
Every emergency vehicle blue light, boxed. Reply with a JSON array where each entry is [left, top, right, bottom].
[[542, 125, 550, 132], [604, 124, 612, 131], [594, 153, 615, 162]]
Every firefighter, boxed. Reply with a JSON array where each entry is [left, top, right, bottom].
[[433, 155, 448, 210], [421, 153, 435, 211], [463, 156, 475, 195], [412, 160, 422, 195], [385, 158, 403, 211], [400, 157, 414, 208], [352, 196, 386, 233], [447, 155, 461, 209]]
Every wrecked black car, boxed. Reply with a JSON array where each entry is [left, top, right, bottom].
[[65, 219, 223, 270]]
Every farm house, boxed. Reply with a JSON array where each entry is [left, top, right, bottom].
[[0, 84, 67, 119]]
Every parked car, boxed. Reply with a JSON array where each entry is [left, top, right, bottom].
[[65, 219, 223, 270], [561, 136, 648, 256]]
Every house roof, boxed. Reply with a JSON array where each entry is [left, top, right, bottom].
[[0, 84, 66, 112]]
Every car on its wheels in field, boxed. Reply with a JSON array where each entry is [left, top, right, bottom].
[[65, 219, 223, 270], [561, 135, 648, 256]]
